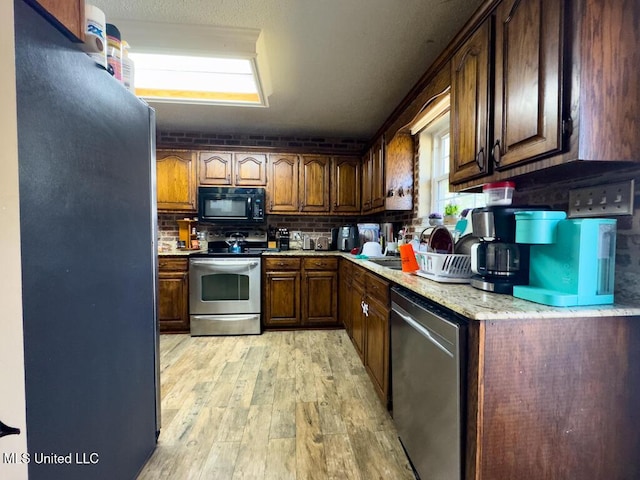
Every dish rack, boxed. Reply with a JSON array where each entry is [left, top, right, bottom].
[[414, 251, 472, 283]]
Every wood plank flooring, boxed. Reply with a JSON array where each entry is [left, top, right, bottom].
[[137, 330, 415, 480]]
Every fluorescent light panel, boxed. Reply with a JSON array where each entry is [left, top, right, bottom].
[[130, 53, 263, 105]]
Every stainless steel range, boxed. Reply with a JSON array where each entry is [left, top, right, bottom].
[[189, 230, 267, 336]]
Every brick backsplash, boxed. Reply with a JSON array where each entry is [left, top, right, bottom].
[[157, 130, 367, 153]]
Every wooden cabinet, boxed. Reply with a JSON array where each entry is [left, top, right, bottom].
[[449, 0, 640, 190], [32, 0, 84, 42], [263, 256, 338, 328], [198, 151, 267, 186], [492, 0, 565, 170], [362, 271, 390, 404], [361, 140, 385, 213], [301, 257, 338, 326], [344, 262, 390, 404], [331, 156, 361, 213], [267, 154, 299, 213], [350, 267, 366, 360], [450, 19, 491, 184], [263, 257, 301, 328], [467, 315, 640, 479], [198, 151, 232, 185], [338, 260, 353, 336], [156, 150, 197, 212], [299, 155, 330, 213], [158, 257, 189, 333]]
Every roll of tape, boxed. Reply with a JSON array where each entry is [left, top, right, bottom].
[[82, 5, 107, 67]]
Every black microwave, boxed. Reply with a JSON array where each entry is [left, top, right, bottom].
[[197, 187, 265, 224]]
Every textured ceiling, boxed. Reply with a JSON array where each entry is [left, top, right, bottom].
[[91, 0, 483, 139]]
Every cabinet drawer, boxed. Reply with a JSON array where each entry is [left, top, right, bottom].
[[265, 257, 302, 270], [303, 257, 338, 270], [352, 265, 367, 285], [158, 257, 188, 272], [366, 271, 389, 307]]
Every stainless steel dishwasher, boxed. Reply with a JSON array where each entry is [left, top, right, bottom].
[[390, 287, 466, 480]]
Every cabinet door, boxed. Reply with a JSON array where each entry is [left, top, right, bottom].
[[158, 271, 189, 333], [361, 151, 372, 212], [450, 20, 491, 184], [303, 271, 338, 326], [350, 277, 366, 361], [264, 271, 301, 327], [332, 157, 361, 213], [339, 261, 353, 334], [493, 0, 564, 169], [157, 150, 197, 211], [267, 154, 299, 212], [235, 153, 267, 186], [371, 139, 385, 209], [198, 151, 232, 185], [300, 155, 330, 212], [364, 299, 389, 403], [35, 0, 84, 42]]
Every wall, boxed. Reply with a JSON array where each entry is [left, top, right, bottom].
[[0, 1, 29, 478], [158, 130, 367, 153]]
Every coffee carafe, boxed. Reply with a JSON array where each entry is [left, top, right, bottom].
[[469, 206, 531, 294]]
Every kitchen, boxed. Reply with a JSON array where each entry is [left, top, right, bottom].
[[2, 1, 640, 480]]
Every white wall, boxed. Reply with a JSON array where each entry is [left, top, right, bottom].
[[0, 1, 28, 478]]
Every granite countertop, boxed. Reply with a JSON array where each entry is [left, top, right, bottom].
[[161, 249, 640, 320], [264, 250, 640, 320]]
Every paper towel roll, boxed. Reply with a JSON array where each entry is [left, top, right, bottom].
[[82, 4, 107, 68]]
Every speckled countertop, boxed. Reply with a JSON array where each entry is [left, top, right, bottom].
[[163, 249, 640, 320]]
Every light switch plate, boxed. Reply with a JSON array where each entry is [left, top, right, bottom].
[[568, 180, 635, 217]]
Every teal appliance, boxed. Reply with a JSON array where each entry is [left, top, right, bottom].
[[513, 211, 617, 307]]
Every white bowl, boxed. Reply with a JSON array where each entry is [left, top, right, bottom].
[[361, 241, 383, 257]]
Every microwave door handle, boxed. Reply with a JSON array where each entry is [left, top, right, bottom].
[[247, 196, 252, 217]]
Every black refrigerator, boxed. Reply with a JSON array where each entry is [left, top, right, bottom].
[[14, 1, 159, 478]]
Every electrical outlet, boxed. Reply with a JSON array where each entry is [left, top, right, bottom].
[[568, 180, 635, 217]]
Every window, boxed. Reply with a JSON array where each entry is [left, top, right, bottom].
[[415, 95, 483, 222]]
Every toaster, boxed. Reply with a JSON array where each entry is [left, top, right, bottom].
[[303, 235, 315, 250], [315, 236, 329, 251]]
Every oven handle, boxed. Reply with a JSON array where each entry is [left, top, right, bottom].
[[190, 260, 259, 271]]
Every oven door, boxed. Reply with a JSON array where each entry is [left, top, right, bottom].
[[189, 257, 261, 315]]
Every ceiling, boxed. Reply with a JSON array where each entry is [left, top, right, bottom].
[[92, 0, 484, 140]]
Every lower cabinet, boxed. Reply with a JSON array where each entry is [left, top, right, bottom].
[[263, 257, 302, 328], [158, 256, 189, 333], [341, 260, 390, 406], [263, 256, 339, 328]]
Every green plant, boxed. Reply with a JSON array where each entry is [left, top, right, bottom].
[[444, 203, 460, 216]]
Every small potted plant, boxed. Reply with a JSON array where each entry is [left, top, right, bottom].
[[444, 203, 460, 225], [428, 212, 443, 226]]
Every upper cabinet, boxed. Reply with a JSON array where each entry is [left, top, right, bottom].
[[492, 0, 564, 170], [449, 0, 640, 190], [198, 151, 266, 186], [332, 156, 361, 213], [32, 0, 85, 42], [362, 139, 386, 214], [299, 155, 330, 213], [450, 20, 492, 184], [156, 150, 197, 212], [267, 153, 357, 215], [267, 153, 300, 213]]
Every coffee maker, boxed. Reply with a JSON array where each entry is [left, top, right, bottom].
[[469, 206, 532, 294], [513, 211, 616, 306]]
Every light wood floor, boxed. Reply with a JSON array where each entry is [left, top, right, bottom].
[[137, 330, 415, 480]]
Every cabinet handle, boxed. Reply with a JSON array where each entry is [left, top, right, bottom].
[[492, 140, 501, 166], [226, 174, 231, 182], [475, 148, 485, 170], [270, 201, 273, 209], [333, 201, 337, 208]]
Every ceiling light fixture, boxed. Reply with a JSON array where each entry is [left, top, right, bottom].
[[113, 21, 271, 107]]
